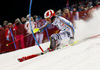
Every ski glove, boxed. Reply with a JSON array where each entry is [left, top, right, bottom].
[[33, 28, 41, 33]]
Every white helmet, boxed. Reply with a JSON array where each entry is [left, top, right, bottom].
[[44, 9, 55, 19]]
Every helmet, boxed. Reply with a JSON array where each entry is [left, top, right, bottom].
[[44, 9, 55, 19]]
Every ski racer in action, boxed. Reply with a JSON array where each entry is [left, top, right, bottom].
[[33, 9, 75, 51]]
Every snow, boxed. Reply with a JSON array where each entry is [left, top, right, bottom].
[[0, 9, 100, 70], [74, 9, 100, 41], [0, 37, 100, 70]]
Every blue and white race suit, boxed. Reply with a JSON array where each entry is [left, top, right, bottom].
[[40, 16, 75, 45]]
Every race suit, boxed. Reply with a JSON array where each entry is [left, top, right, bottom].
[[40, 16, 75, 45]]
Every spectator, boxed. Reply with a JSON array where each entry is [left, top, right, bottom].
[[15, 18, 25, 50], [56, 9, 62, 16], [5, 23, 16, 51], [78, 1, 85, 11], [86, 0, 93, 9], [73, 4, 78, 10], [31, 17, 34, 21], [79, 7, 88, 21], [35, 18, 44, 45], [70, 5, 74, 11], [71, 8, 79, 20], [26, 14, 30, 21], [70, 8, 79, 28], [95, 1, 100, 9], [99, 3, 100, 8], [78, 6, 82, 11], [80, 5, 85, 11], [3, 20, 8, 27], [98, 1, 100, 5], [88, 0, 93, 7], [0, 25, 5, 52], [78, 2, 84, 7], [62, 8, 73, 22], [21, 17, 26, 24], [33, 15, 38, 21], [25, 16, 35, 33], [5, 23, 15, 41], [25, 16, 36, 47]]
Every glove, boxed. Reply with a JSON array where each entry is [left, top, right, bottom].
[[33, 28, 41, 33], [6, 38, 10, 41]]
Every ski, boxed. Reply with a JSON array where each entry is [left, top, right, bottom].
[[17, 49, 52, 62], [17, 52, 45, 62], [17, 45, 68, 62], [70, 34, 100, 46]]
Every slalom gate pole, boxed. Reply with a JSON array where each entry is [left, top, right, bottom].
[[7, 33, 31, 46], [10, 28, 17, 50], [29, 0, 44, 52]]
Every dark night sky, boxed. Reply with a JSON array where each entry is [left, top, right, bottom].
[[0, 0, 86, 25]]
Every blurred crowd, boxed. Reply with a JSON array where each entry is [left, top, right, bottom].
[[0, 0, 100, 53]]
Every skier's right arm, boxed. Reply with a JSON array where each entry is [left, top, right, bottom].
[[33, 22, 51, 33], [40, 22, 51, 32]]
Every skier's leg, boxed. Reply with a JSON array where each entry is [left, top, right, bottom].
[[67, 29, 74, 44], [49, 37, 56, 49], [49, 33, 62, 50], [47, 30, 73, 51], [50, 30, 74, 49]]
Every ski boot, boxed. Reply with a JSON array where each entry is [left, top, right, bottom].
[[45, 37, 61, 52]]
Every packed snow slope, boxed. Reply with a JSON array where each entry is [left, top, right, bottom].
[[0, 9, 100, 70], [0, 37, 100, 70]]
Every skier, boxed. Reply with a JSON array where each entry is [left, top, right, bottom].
[[33, 9, 75, 51]]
